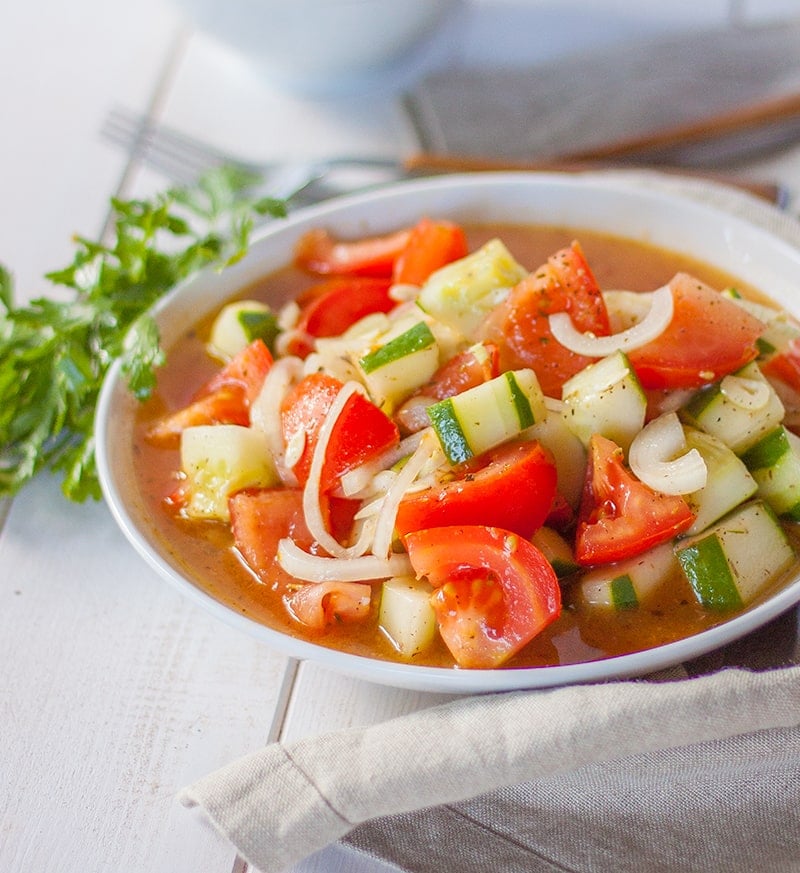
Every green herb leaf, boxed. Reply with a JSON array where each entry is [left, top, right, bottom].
[[0, 166, 286, 502]]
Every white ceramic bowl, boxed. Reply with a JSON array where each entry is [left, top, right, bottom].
[[96, 172, 800, 694], [174, 0, 459, 93]]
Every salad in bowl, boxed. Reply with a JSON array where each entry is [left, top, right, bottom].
[[97, 173, 800, 692]]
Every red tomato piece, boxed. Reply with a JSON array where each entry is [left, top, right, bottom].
[[421, 341, 500, 400], [286, 581, 372, 629], [280, 372, 399, 491], [145, 386, 249, 448], [574, 434, 696, 566], [761, 335, 800, 391], [404, 525, 562, 669], [475, 241, 610, 397], [294, 226, 412, 277], [229, 488, 360, 586], [229, 488, 316, 589], [145, 339, 273, 447], [202, 338, 273, 403], [285, 276, 395, 358], [394, 440, 557, 540], [626, 273, 763, 389], [392, 217, 469, 286]]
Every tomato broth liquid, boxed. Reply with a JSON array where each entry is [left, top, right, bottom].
[[133, 224, 797, 669]]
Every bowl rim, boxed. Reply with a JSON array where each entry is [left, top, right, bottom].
[[96, 171, 800, 694]]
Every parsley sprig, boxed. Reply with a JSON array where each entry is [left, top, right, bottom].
[[0, 166, 286, 502]]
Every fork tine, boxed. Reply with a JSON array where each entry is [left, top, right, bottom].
[[101, 107, 262, 184], [100, 107, 405, 203]]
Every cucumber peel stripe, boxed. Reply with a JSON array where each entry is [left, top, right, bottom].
[[360, 322, 435, 374], [427, 398, 472, 464], [505, 371, 535, 429], [610, 574, 638, 610], [676, 535, 744, 611]]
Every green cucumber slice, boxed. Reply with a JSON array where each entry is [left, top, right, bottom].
[[675, 500, 796, 609]]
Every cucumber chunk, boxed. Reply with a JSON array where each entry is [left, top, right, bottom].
[[681, 361, 784, 455], [181, 424, 279, 521], [741, 426, 800, 520], [358, 320, 439, 411], [525, 398, 587, 509], [561, 350, 647, 452], [675, 500, 796, 610], [578, 542, 678, 610], [208, 300, 278, 360], [416, 239, 528, 336], [531, 526, 579, 577], [379, 576, 437, 657], [682, 427, 757, 535], [427, 368, 546, 464]]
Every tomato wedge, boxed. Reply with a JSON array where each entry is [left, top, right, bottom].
[[294, 226, 412, 277], [394, 440, 557, 540], [627, 273, 763, 389], [280, 372, 399, 491], [420, 341, 500, 400], [392, 217, 469, 286], [202, 338, 274, 402], [286, 581, 372, 629], [575, 434, 696, 566], [475, 241, 610, 397], [145, 386, 249, 448], [404, 525, 561, 669], [285, 276, 395, 358], [229, 488, 315, 589], [145, 339, 272, 447]]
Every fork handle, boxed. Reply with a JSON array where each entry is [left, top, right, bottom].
[[403, 153, 785, 206]]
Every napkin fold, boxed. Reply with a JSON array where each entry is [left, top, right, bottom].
[[179, 173, 800, 873], [181, 664, 800, 873]]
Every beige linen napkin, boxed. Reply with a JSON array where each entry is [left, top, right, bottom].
[[179, 174, 800, 873]]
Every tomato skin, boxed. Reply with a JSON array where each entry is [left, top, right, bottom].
[[286, 581, 372, 629], [294, 226, 412, 277], [145, 339, 273, 446], [229, 488, 315, 589], [421, 341, 500, 401], [394, 440, 557, 540], [574, 434, 696, 566], [475, 241, 610, 397], [203, 339, 273, 403], [286, 277, 395, 358], [627, 274, 763, 389], [280, 372, 399, 491], [405, 525, 561, 669], [392, 217, 469, 286], [145, 386, 249, 448]]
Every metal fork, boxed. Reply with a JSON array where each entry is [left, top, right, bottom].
[[101, 106, 407, 204], [102, 106, 790, 208]]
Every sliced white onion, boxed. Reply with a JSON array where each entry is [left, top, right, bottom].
[[338, 431, 426, 498], [720, 374, 771, 410], [389, 282, 420, 302], [302, 381, 367, 559], [284, 429, 306, 470], [371, 431, 438, 560], [249, 355, 303, 484], [395, 394, 436, 434], [277, 537, 413, 582], [628, 412, 707, 495], [549, 284, 674, 357]]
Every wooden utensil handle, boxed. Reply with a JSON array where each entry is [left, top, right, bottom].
[[402, 153, 785, 205]]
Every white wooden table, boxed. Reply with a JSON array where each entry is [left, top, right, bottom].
[[3, 1, 800, 870]]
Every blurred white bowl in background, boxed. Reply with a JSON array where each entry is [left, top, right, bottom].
[[174, 0, 461, 93]]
